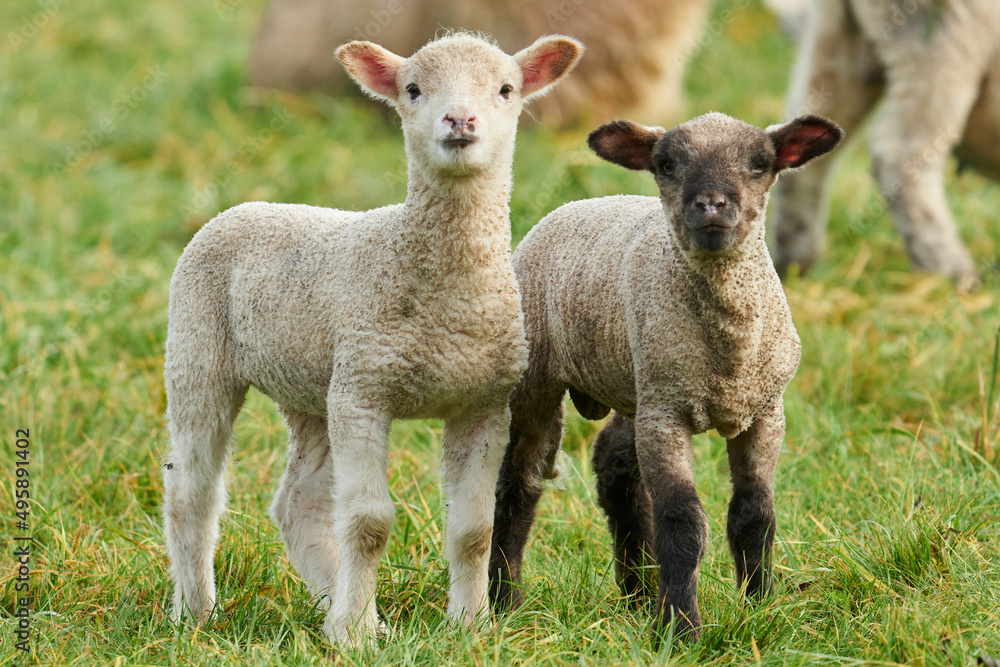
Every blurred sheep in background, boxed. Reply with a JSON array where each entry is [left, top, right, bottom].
[[248, 0, 709, 127], [771, 0, 1000, 289], [763, 0, 809, 35]]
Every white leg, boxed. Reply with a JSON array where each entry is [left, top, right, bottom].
[[442, 408, 510, 627], [326, 394, 393, 647], [772, 0, 883, 274], [270, 409, 338, 608], [163, 378, 246, 626], [865, 14, 990, 283]]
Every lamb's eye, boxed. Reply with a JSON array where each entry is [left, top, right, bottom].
[[405, 83, 421, 101], [750, 153, 771, 175], [499, 83, 513, 99], [656, 156, 675, 177]]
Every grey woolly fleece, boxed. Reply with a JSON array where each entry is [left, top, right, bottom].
[[512, 194, 800, 438]]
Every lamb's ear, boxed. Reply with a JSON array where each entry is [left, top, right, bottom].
[[769, 115, 844, 171], [588, 120, 665, 172], [514, 35, 584, 102], [336, 41, 405, 105]]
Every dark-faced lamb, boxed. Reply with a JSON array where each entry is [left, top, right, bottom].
[[772, 0, 1000, 289], [162, 32, 582, 647], [489, 112, 843, 641]]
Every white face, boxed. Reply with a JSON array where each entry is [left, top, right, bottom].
[[336, 34, 583, 181], [395, 40, 524, 177]]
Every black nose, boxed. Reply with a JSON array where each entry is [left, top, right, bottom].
[[694, 192, 728, 217]]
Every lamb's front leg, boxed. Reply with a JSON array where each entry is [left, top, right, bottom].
[[443, 408, 510, 627], [725, 401, 783, 601], [326, 392, 393, 648], [634, 412, 707, 644]]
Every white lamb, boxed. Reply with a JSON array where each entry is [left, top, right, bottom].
[[162, 32, 581, 647]]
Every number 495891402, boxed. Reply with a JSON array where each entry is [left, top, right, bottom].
[[15, 428, 30, 524]]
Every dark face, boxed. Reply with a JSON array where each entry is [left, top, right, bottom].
[[650, 123, 778, 252], [588, 113, 845, 255]]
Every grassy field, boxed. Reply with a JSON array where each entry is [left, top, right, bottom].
[[2, 0, 999, 664]]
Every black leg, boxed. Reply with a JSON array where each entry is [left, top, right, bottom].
[[489, 388, 564, 612], [725, 405, 784, 602], [727, 481, 775, 599], [592, 413, 654, 603], [649, 482, 707, 644]]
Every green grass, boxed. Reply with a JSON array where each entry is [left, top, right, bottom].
[[2, 0, 1000, 664]]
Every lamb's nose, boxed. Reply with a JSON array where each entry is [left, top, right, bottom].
[[444, 113, 476, 131], [694, 193, 728, 216]]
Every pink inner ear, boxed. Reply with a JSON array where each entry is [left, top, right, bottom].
[[777, 125, 834, 166], [522, 48, 562, 91], [356, 52, 398, 99], [776, 143, 804, 165], [617, 141, 652, 170]]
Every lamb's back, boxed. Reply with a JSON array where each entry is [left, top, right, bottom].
[[170, 201, 528, 418], [513, 195, 667, 411], [169, 201, 396, 413]]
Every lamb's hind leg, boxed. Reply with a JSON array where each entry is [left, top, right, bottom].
[[489, 385, 565, 611], [442, 407, 510, 626], [270, 409, 338, 609], [591, 413, 654, 604], [163, 370, 247, 625]]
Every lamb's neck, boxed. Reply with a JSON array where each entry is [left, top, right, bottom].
[[682, 235, 774, 373], [400, 167, 513, 276]]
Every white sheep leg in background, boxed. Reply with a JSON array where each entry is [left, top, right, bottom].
[[772, 0, 883, 275], [442, 408, 510, 626], [774, 0, 1000, 282], [270, 410, 339, 607], [866, 34, 985, 283]]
